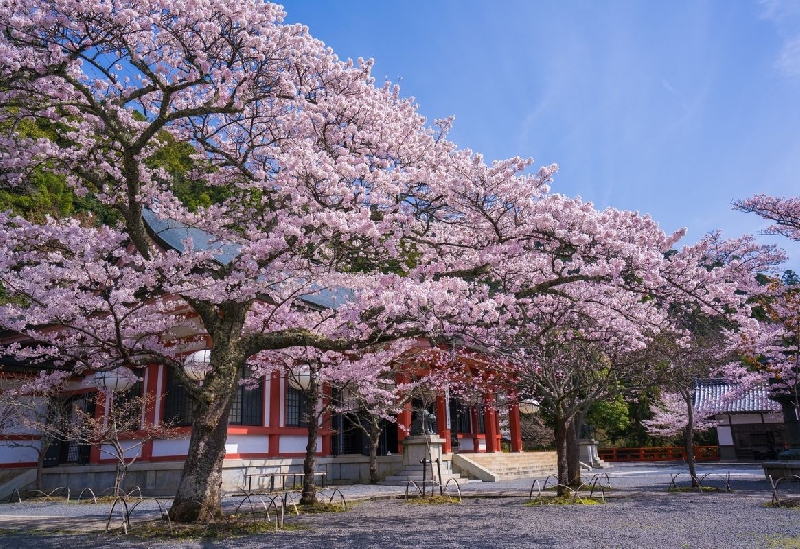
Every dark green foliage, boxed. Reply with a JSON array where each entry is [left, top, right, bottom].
[[0, 117, 225, 222], [587, 391, 666, 447], [144, 132, 229, 212], [585, 396, 630, 442]]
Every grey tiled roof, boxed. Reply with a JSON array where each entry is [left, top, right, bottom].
[[693, 378, 780, 414], [142, 208, 241, 265], [142, 208, 348, 309], [299, 286, 354, 310]]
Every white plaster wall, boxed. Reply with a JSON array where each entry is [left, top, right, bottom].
[[718, 412, 784, 425], [0, 440, 40, 464], [99, 441, 142, 460], [730, 414, 767, 425], [280, 435, 321, 453], [716, 425, 734, 446], [225, 434, 268, 455], [152, 437, 191, 457]]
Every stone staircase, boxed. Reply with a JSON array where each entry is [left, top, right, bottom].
[[452, 451, 558, 482], [379, 457, 469, 487], [0, 468, 36, 500]]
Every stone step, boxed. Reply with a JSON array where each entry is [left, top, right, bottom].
[[380, 475, 464, 484], [452, 451, 558, 482], [378, 465, 469, 486], [477, 465, 554, 472], [461, 454, 551, 467]]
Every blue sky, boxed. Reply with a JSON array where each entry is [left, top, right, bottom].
[[279, 0, 800, 271]]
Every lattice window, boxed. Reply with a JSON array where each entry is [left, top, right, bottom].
[[229, 365, 263, 426], [163, 369, 193, 427], [285, 385, 309, 427]]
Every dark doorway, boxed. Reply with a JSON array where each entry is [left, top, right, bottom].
[[43, 394, 95, 467]]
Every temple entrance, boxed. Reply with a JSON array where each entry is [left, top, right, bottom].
[[331, 413, 398, 456]]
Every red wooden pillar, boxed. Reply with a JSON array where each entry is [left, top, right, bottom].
[[483, 393, 499, 453], [508, 396, 523, 452], [397, 400, 412, 454], [140, 364, 160, 461], [89, 389, 107, 464], [470, 406, 481, 452], [268, 371, 281, 456], [436, 394, 450, 453]]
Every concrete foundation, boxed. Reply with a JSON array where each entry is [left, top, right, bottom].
[[763, 460, 800, 481], [35, 454, 406, 496]]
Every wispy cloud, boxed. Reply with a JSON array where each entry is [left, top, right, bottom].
[[760, 0, 800, 77], [660, 78, 678, 95], [776, 37, 800, 76]]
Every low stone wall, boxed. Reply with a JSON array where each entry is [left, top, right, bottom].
[[762, 461, 800, 481], [39, 454, 406, 496]]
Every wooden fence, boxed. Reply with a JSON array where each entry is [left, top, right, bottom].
[[597, 445, 719, 462]]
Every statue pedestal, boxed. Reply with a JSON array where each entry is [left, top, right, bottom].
[[403, 435, 445, 466], [380, 435, 460, 486], [579, 438, 609, 469]]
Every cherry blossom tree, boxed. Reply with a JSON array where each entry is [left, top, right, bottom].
[[248, 342, 421, 503], [411, 159, 701, 493], [730, 272, 800, 449], [1, 369, 177, 494], [642, 390, 718, 444], [321, 343, 445, 486], [61, 390, 177, 496], [506, 311, 666, 492], [734, 194, 800, 447], [734, 195, 800, 241], [500, 227, 781, 491], [0, 0, 498, 521], [641, 232, 783, 482], [0, 0, 766, 523]]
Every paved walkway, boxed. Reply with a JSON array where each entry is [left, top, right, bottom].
[[0, 461, 775, 535]]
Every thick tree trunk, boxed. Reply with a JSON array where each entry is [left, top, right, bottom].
[[368, 419, 382, 484], [684, 399, 698, 487], [566, 417, 581, 488], [301, 410, 319, 505], [170, 390, 236, 522], [169, 351, 239, 523], [301, 376, 320, 505], [35, 446, 45, 491], [169, 304, 247, 523], [553, 415, 570, 496]]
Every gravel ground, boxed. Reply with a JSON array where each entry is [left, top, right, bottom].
[[1, 462, 799, 548]]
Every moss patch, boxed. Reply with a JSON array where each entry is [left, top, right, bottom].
[[526, 496, 604, 506], [297, 501, 349, 513], [767, 536, 800, 548], [765, 498, 800, 509], [107, 515, 308, 540], [667, 486, 726, 493], [404, 495, 461, 505]]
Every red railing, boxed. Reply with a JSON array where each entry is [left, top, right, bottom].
[[597, 445, 719, 462]]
